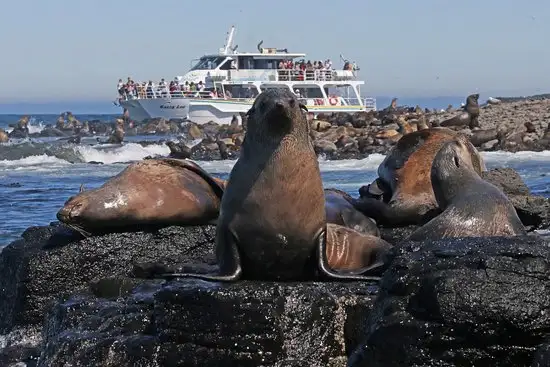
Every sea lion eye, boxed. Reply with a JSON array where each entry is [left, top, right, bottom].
[[299, 103, 308, 113], [454, 156, 460, 168]]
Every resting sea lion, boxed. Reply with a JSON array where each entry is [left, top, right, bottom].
[[166, 140, 192, 159], [56, 158, 225, 235], [160, 89, 382, 281], [325, 188, 379, 237], [326, 223, 392, 274], [0, 128, 8, 143], [397, 116, 415, 135], [439, 93, 480, 129], [352, 128, 486, 226], [407, 140, 526, 240]]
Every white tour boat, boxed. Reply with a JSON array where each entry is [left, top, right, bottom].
[[117, 26, 377, 124]]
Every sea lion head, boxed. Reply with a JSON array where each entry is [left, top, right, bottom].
[[56, 187, 129, 235], [431, 138, 479, 208], [245, 89, 309, 141], [466, 93, 480, 106]]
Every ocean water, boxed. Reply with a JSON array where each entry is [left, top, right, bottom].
[[1, 113, 550, 248]]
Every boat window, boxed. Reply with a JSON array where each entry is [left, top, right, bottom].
[[238, 57, 255, 70], [190, 56, 226, 70], [260, 85, 292, 93], [293, 87, 324, 98], [218, 59, 235, 70], [254, 59, 277, 69], [224, 84, 259, 98]]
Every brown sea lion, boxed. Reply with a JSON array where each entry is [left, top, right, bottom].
[[469, 128, 503, 147], [439, 94, 480, 129], [397, 116, 415, 135], [407, 139, 526, 240], [416, 115, 430, 130], [56, 158, 225, 235], [326, 223, 392, 273], [352, 127, 486, 226], [160, 89, 382, 281], [107, 118, 125, 144], [0, 128, 8, 143], [325, 188, 379, 237]]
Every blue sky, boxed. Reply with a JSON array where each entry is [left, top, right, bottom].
[[0, 0, 548, 103]]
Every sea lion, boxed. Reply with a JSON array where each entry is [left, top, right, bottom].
[[439, 94, 480, 129], [324, 188, 379, 237], [166, 140, 192, 159], [397, 116, 415, 135], [407, 139, 526, 240], [352, 128, 486, 226], [325, 223, 392, 273], [160, 89, 382, 281], [0, 128, 8, 143], [107, 118, 125, 144], [56, 158, 225, 235]]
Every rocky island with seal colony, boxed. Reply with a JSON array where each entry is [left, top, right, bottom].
[[1, 90, 550, 366]]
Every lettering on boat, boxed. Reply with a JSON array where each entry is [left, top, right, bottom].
[[160, 102, 188, 109]]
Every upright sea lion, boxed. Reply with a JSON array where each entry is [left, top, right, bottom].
[[407, 140, 526, 240], [439, 94, 480, 129], [0, 128, 8, 143], [160, 89, 382, 281], [324, 188, 379, 237], [352, 128, 486, 226], [56, 158, 225, 235], [107, 118, 124, 144]]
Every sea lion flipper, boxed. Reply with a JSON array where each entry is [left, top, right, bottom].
[[350, 198, 437, 226], [160, 228, 242, 282], [316, 228, 382, 281], [161, 158, 225, 199]]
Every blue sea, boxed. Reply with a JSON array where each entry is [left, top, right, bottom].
[[1, 98, 550, 248]]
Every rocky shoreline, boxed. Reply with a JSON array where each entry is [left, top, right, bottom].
[[0, 167, 549, 366], [3, 97, 550, 162]]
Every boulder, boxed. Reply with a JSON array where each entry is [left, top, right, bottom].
[[37, 278, 377, 366], [349, 235, 550, 367]]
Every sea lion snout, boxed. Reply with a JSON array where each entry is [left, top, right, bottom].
[[57, 199, 85, 223]]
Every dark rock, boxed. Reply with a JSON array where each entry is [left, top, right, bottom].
[[349, 235, 550, 367], [483, 168, 550, 229], [532, 341, 550, 366], [38, 279, 378, 366], [482, 167, 531, 196], [0, 224, 216, 333]]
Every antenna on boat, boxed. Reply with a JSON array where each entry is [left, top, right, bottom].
[[221, 25, 236, 55]]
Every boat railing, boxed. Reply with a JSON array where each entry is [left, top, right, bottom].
[[275, 69, 356, 82]]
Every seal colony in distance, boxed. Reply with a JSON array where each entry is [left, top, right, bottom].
[[407, 139, 526, 240], [352, 127, 486, 226], [160, 89, 385, 282], [56, 158, 225, 235]]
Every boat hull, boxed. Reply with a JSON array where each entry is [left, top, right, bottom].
[[120, 97, 375, 125], [119, 98, 190, 122]]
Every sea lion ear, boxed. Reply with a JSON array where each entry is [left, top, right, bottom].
[[299, 103, 308, 113]]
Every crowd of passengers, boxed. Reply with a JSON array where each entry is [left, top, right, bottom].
[[117, 59, 357, 100], [116, 77, 227, 100]]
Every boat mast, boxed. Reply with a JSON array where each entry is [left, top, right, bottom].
[[221, 26, 236, 55]]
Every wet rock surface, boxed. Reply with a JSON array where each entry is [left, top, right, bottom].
[[0, 167, 549, 365], [348, 236, 550, 367]]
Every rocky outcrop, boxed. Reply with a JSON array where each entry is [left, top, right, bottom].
[[0, 168, 549, 366], [7, 97, 550, 161], [348, 235, 550, 367]]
